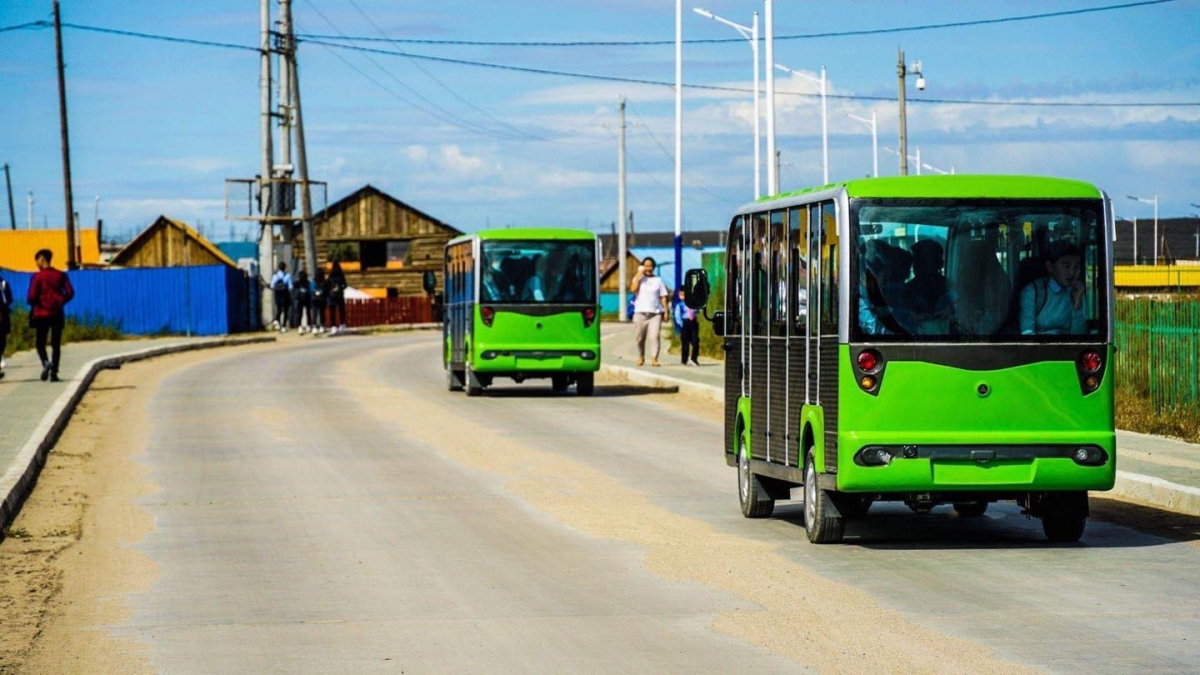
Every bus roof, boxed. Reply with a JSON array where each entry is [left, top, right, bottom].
[[448, 228, 596, 246], [760, 175, 1102, 204]]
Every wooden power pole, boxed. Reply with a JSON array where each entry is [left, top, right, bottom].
[[54, 1, 77, 268]]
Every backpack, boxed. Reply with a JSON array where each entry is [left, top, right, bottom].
[[272, 275, 288, 292]]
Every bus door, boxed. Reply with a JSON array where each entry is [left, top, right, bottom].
[[750, 212, 770, 462], [768, 209, 789, 465], [812, 201, 840, 472], [725, 216, 747, 454], [786, 205, 809, 468]]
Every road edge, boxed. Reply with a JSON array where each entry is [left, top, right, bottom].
[[600, 365, 1200, 519], [0, 336, 276, 533]]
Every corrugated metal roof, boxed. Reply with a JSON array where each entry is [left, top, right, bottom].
[[0, 229, 102, 271]]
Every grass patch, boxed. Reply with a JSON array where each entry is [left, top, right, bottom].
[[3, 306, 124, 358], [1116, 385, 1200, 444]]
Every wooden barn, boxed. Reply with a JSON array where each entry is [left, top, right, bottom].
[[299, 185, 462, 296], [110, 217, 237, 269]]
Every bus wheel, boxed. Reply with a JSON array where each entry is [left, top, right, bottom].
[[465, 364, 483, 397], [737, 436, 773, 518], [1041, 492, 1088, 543], [953, 501, 988, 518], [804, 450, 845, 544], [447, 369, 465, 392], [576, 372, 595, 396], [551, 375, 570, 392]]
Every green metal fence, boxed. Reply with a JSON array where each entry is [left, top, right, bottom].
[[1115, 297, 1200, 414]]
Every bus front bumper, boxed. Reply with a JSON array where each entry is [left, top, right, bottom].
[[472, 347, 601, 373], [836, 437, 1116, 493]]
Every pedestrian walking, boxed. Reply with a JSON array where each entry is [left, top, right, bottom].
[[630, 256, 669, 367], [328, 261, 348, 334], [270, 262, 292, 333], [26, 249, 75, 382], [0, 269, 13, 380], [292, 268, 313, 333], [674, 288, 701, 366], [312, 267, 329, 334]]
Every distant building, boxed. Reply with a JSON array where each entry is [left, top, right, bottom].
[[110, 216, 238, 269], [296, 185, 462, 296], [0, 229, 102, 271], [1114, 217, 1200, 265]]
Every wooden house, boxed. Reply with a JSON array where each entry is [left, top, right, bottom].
[[299, 185, 462, 296], [110, 216, 237, 269]]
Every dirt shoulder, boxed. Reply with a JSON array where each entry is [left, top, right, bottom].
[[0, 344, 271, 675]]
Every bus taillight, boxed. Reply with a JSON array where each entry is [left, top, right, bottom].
[[1080, 350, 1102, 373], [1076, 349, 1105, 394], [857, 349, 882, 373], [582, 307, 596, 328], [481, 306, 496, 327]]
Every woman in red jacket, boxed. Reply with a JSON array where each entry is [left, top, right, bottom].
[[26, 249, 75, 382]]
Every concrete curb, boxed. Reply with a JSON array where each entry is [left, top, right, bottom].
[[1111, 470, 1200, 517], [0, 335, 276, 533], [600, 365, 1200, 518]]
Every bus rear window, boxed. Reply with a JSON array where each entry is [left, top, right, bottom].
[[480, 240, 596, 304], [852, 200, 1105, 341]]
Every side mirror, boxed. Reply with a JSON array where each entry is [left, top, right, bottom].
[[422, 270, 437, 295], [682, 268, 709, 310], [710, 310, 726, 337]]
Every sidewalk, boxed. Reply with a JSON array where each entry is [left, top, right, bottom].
[[598, 321, 1200, 517], [1, 335, 274, 531]]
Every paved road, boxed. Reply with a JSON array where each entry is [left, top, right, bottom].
[[115, 333, 1198, 673]]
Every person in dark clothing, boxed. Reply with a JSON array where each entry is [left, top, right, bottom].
[[26, 249, 75, 382], [270, 261, 292, 332], [312, 267, 329, 334], [328, 261, 348, 334], [292, 268, 313, 333], [0, 270, 13, 380], [673, 289, 701, 366]]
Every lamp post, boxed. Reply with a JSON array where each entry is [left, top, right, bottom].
[[1127, 194, 1158, 265], [1191, 204, 1200, 259], [694, 7, 760, 199], [674, 0, 683, 294], [845, 109, 878, 177], [896, 48, 924, 176], [765, 0, 776, 195], [774, 63, 828, 185]]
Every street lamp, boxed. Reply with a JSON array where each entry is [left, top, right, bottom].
[[897, 48, 924, 176], [1127, 194, 1159, 265], [775, 63, 828, 185], [694, 7, 760, 199], [845, 108, 878, 178]]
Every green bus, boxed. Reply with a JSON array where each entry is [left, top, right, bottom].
[[442, 228, 601, 396], [683, 175, 1114, 543]]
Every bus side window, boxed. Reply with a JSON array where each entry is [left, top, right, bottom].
[[726, 216, 743, 333], [770, 209, 788, 337], [821, 201, 839, 332], [789, 206, 808, 332], [753, 212, 769, 337], [808, 204, 821, 331]]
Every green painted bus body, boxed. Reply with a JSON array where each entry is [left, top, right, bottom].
[[444, 228, 601, 388]]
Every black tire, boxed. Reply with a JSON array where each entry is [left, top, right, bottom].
[[953, 501, 989, 518], [576, 372, 595, 396], [465, 363, 483, 397], [804, 450, 845, 544], [737, 434, 774, 518], [1042, 492, 1088, 542], [447, 369, 464, 392], [551, 375, 570, 392]]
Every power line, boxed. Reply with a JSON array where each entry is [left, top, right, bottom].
[[8, 19, 1198, 109], [296, 0, 1177, 47]]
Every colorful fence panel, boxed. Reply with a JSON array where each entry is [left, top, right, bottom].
[[335, 296, 433, 328], [1115, 297, 1200, 414], [1, 265, 251, 336]]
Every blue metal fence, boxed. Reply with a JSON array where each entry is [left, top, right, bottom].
[[0, 265, 250, 336]]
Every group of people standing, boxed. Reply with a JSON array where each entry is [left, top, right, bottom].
[[629, 256, 702, 367], [270, 260, 348, 335]]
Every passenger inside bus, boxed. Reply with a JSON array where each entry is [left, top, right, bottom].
[[482, 255, 515, 302], [858, 240, 912, 335], [1019, 240, 1087, 335], [949, 237, 1011, 336]]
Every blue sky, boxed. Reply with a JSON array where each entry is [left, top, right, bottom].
[[1, 0, 1198, 243]]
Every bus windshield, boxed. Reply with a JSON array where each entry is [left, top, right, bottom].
[[480, 240, 596, 304], [851, 199, 1105, 341]]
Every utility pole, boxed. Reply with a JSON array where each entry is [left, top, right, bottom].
[[673, 0, 683, 294], [897, 48, 925, 177], [765, 0, 777, 195], [258, 0, 275, 326], [3, 164, 14, 230], [281, 0, 317, 279], [617, 95, 628, 322], [54, 1, 77, 268]]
